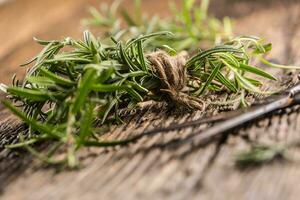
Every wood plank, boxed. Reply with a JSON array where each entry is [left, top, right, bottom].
[[1, 106, 218, 199]]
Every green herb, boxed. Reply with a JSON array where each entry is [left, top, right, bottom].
[[235, 144, 287, 168], [235, 129, 300, 168], [0, 30, 284, 167], [83, 0, 233, 51]]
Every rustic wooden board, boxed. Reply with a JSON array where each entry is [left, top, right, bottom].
[[0, 0, 300, 200]]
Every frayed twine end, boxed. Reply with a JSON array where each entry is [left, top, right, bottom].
[[147, 51, 205, 111]]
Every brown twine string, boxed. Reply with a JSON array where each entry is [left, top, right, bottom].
[[146, 51, 205, 110]]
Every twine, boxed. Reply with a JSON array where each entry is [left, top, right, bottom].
[[147, 51, 205, 110]]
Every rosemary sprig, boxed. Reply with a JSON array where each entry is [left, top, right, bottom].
[[0, 29, 284, 167], [83, 0, 233, 51], [235, 144, 287, 168], [236, 136, 300, 168]]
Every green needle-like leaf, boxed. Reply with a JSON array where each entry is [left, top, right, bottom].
[[240, 63, 277, 81], [7, 87, 57, 102], [78, 102, 95, 143], [2, 100, 60, 138], [40, 68, 75, 86], [72, 69, 97, 114], [196, 61, 221, 95]]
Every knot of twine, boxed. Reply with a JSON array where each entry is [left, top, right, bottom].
[[146, 51, 205, 110]]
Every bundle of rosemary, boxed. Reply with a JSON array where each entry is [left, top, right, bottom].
[[0, 0, 298, 167]]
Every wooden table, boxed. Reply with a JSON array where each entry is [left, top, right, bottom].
[[0, 0, 300, 199]]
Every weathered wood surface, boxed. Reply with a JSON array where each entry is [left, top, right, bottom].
[[0, 0, 300, 199]]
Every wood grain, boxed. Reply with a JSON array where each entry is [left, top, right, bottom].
[[0, 0, 300, 200]]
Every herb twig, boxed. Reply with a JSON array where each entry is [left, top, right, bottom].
[[83, 0, 233, 51]]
